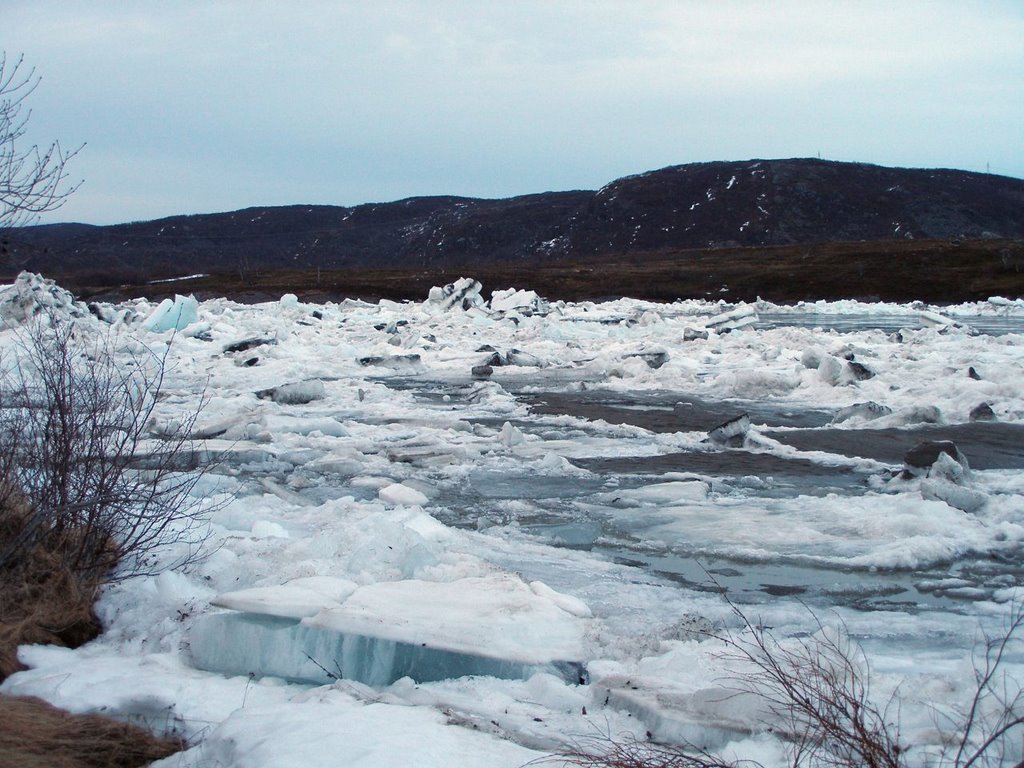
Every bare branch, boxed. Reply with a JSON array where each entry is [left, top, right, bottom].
[[0, 52, 83, 230]]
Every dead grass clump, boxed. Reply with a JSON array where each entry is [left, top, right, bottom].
[[0, 695, 184, 768], [0, 484, 102, 681]]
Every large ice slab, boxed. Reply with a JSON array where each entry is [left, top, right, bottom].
[[190, 575, 589, 686]]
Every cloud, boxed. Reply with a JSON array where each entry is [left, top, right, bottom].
[[5, 1, 1023, 223]]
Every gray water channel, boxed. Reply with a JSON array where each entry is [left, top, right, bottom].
[[383, 375, 1024, 614]]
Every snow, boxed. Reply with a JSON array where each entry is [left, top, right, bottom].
[[148, 273, 208, 284], [1, 274, 1023, 768]]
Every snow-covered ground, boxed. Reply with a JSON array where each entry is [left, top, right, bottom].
[[2, 274, 1023, 767]]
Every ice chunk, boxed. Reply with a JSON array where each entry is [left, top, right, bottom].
[[529, 581, 592, 618], [379, 483, 429, 506], [593, 675, 765, 747], [489, 287, 549, 315], [141, 294, 199, 332], [683, 326, 709, 341], [264, 415, 349, 437], [426, 277, 486, 312], [256, 380, 326, 405], [251, 521, 290, 539], [704, 305, 757, 333], [919, 310, 972, 333], [357, 353, 423, 371], [921, 478, 987, 514], [191, 575, 588, 686], [927, 451, 970, 483], [163, 695, 543, 768], [832, 401, 892, 424], [817, 354, 845, 385], [499, 421, 526, 447], [801, 347, 824, 369], [223, 336, 276, 354], [872, 405, 943, 428], [626, 350, 669, 369], [707, 413, 750, 446], [613, 480, 710, 505]]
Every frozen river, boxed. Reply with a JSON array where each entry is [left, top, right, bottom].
[[2, 275, 1023, 768]]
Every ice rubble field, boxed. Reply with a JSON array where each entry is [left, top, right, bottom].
[[2, 275, 1024, 768]]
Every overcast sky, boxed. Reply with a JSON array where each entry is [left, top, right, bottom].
[[6, 1, 1023, 225]]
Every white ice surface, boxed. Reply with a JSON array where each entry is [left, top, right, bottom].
[[303, 574, 587, 663], [2, 281, 1023, 768]]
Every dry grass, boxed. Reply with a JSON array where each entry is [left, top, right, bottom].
[[0, 695, 183, 768], [0, 489, 184, 768], [0, 484, 102, 681]]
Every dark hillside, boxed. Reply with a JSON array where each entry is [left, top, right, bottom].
[[72, 238, 1024, 306], [3, 158, 1022, 302]]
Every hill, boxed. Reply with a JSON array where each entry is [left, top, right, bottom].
[[2, 158, 1023, 302]]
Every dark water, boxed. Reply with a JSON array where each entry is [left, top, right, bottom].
[[767, 422, 1024, 470], [521, 390, 833, 432], [376, 375, 1024, 610], [521, 390, 1024, 471]]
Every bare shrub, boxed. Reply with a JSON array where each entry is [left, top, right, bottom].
[[548, 601, 1024, 768], [939, 607, 1024, 768], [716, 605, 904, 768], [550, 731, 740, 768], [0, 315, 212, 584]]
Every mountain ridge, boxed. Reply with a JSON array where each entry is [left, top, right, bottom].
[[3, 158, 1023, 289]]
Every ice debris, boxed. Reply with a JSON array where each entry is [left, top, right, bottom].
[[969, 402, 996, 422], [357, 353, 423, 371], [903, 441, 968, 475], [919, 451, 987, 514], [379, 483, 430, 507], [427, 278, 485, 312], [704, 305, 757, 334], [256, 380, 326, 405], [683, 326, 709, 341], [489, 287, 549, 315], [141, 294, 199, 332], [832, 401, 892, 424], [224, 336, 277, 354], [0, 271, 85, 328], [707, 414, 751, 446]]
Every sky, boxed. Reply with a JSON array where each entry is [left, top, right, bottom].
[[4, 1, 1023, 225]]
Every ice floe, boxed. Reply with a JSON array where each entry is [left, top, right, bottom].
[[2, 275, 1023, 768]]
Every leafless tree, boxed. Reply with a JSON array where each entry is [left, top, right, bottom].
[[1, 53, 82, 230], [940, 606, 1024, 768], [0, 315, 214, 583]]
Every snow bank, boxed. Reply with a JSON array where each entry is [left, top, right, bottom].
[[0, 271, 85, 328]]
